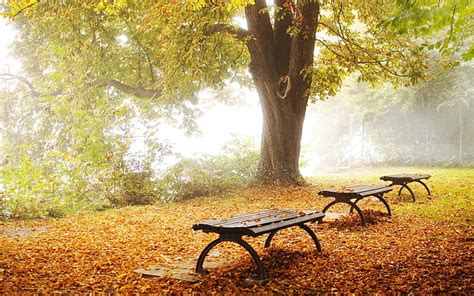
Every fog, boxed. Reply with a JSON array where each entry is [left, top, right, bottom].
[[302, 68, 474, 174], [143, 64, 474, 176]]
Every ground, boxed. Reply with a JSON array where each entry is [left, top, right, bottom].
[[0, 167, 473, 293]]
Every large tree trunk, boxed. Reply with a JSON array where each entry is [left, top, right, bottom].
[[251, 73, 308, 186], [244, 0, 319, 186]]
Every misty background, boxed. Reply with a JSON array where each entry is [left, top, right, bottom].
[[305, 67, 474, 172]]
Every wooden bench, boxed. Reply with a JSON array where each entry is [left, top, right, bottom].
[[318, 185, 392, 226], [192, 209, 325, 281], [380, 173, 431, 202]]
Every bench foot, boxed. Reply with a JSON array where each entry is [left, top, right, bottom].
[[322, 200, 367, 226], [195, 236, 266, 281], [195, 238, 223, 275], [264, 224, 322, 252]]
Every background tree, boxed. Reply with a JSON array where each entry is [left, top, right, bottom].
[[311, 65, 474, 167], [3, 0, 461, 185], [386, 0, 473, 61]]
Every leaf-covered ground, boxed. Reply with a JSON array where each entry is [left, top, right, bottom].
[[1, 167, 473, 293]]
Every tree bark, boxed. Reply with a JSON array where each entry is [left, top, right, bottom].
[[248, 61, 308, 185], [245, 0, 319, 186]]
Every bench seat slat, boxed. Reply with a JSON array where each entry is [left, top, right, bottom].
[[221, 211, 300, 228], [319, 186, 391, 199], [357, 187, 392, 197], [347, 185, 380, 192], [380, 173, 431, 182], [199, 209, 283, 227], [249, 212, 324, 236], [193, 210, 324, 237]]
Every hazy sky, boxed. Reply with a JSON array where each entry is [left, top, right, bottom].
[[0, 18, 19, 72]]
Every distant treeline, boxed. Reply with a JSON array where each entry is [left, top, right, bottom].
[[311, 66, 474, 167]]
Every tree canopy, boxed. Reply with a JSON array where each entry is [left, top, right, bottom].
[[386, 0, 473, 61], [4, 0, 449, 102]]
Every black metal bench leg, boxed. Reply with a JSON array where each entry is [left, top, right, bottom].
[[318, 200, 338, 224], [349, 197, 363, 214], [322, 200, 339, 214], [264, 230, 277, 248], [196, 237, 224, 275], [265, 225, 322, 252], [299, 224, 322, 252], [397, 185, 403, 196], [373, 194, 391, 216], [415, 180, 431, 195], [234, 238, 266, 281], [195, 236, 266, 281], [322, 199, 367, 226], [398, 184, 416, 202], [346, 201, 366, 226]]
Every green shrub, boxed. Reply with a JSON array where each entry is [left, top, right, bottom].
[[158, 138, 258, 201], [0, 137, 257, 219], [108, 169, 159, 206]]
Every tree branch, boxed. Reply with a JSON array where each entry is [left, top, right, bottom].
[[285, 0, 319, 111], [319, 22, 410, 78], [99, 79, 161, 99], [0, 73, 39, 96], [288, 1, 319, 79], [316, 38, 390, 65], [0, 74, 161, 99], [315, 38, 368, 77], [245, 0, 278, 79], [124, 19, 156, 84], [448, 3, 457, 43], [11, 1, 38, 18], [205, 24, 249, 40]]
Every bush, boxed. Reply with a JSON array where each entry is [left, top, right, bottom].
[[157, 138, 258, 201], [108, 169, 159, 207], [0, 138, 258, 219]]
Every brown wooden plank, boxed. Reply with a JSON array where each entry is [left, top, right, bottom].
[[380, 173, 431, 182], [221, 210, 299, 228], [319, 185, 391, 199], [357, 187, 392, 197], [249, 211, 324, 236], [348, 185, 378, 192], [192, 223, 248, 234], [198, 209, 281, 227], [192, 209, 324, 236], [213, 209, 295, 228], [318, 190, 358, 199], [193, 209, 297, 232]]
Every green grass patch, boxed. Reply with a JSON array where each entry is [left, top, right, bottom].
[[308, 167, 473, 224]]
